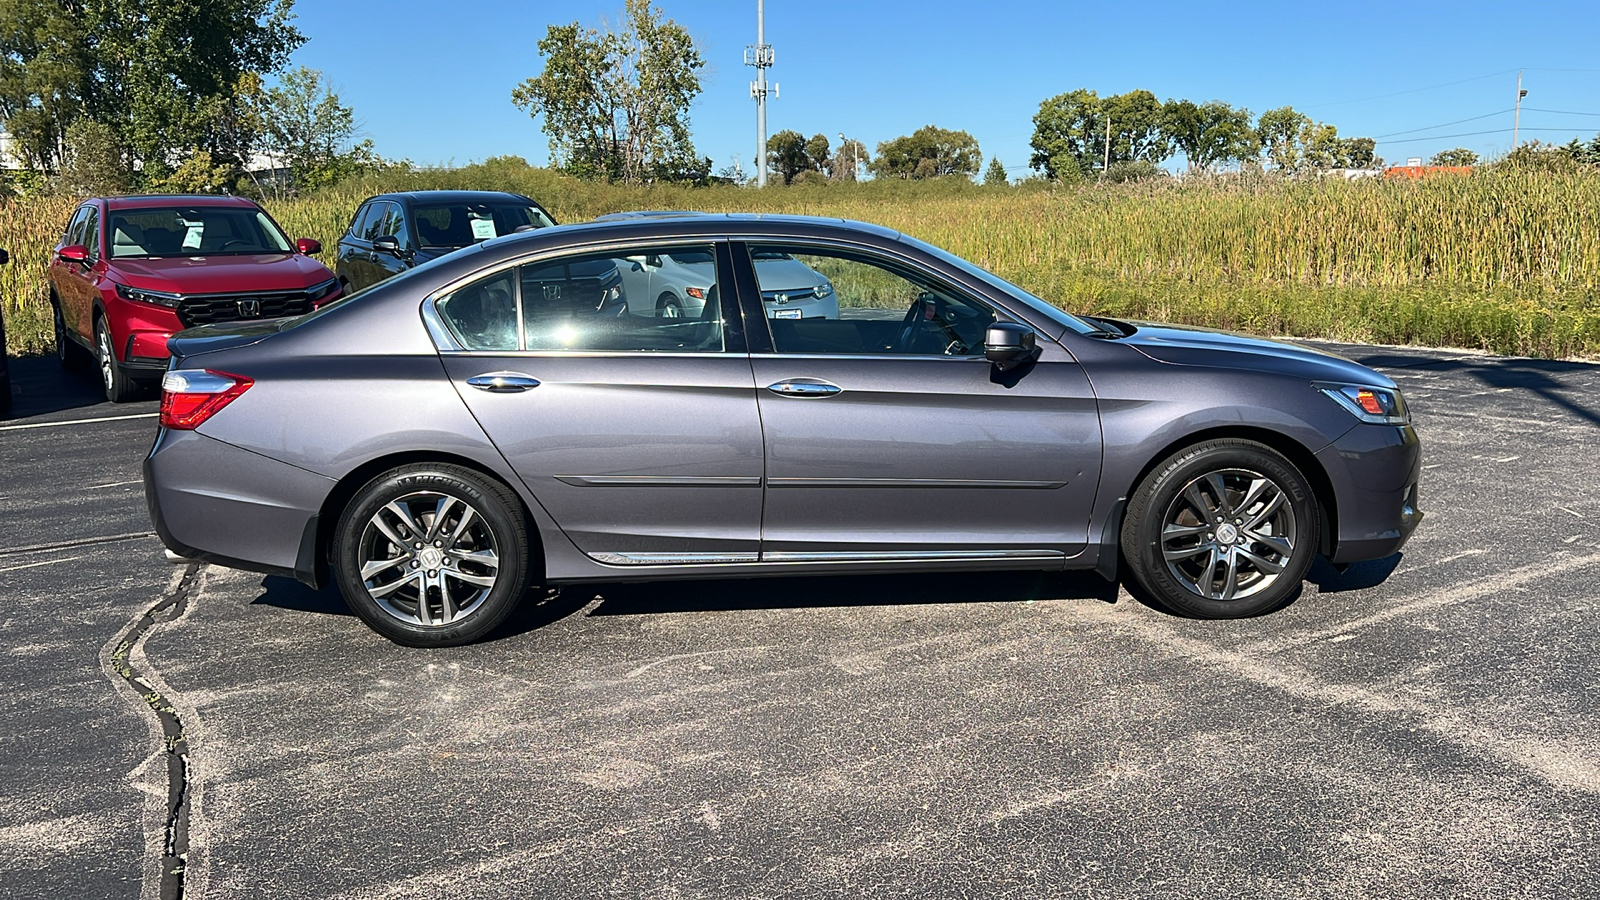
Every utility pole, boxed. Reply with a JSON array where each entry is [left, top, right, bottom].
[[1513, 71, 1528, 149], [839, 131, 854, 181], [745, 0, 775, 187], [1103, 114, 1112, 175]]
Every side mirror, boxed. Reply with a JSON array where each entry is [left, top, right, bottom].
[[372, 235, 402, 255], [0, 249, 9, 266], [296, 238, 322, 255], [58, 244, 89, 264], [984, 322, 1039, 372], [645, 254, 663, 268]]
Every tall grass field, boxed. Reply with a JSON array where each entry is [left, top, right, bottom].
[[6, 161, 1600, 358]]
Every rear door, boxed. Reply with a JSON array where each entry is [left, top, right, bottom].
[[435, 240, 765, 563], [735, 241, 1103, 562]]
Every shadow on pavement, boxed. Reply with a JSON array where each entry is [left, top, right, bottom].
[[581, 569, 1119, 617], [6, 354, 151, 418], [1308, 553, 1403, 593], [252, 576, 354, 617]]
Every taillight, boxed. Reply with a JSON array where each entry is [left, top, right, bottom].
[[160, 370, 253, 430]]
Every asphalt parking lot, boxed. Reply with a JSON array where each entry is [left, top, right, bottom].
[[4, 341, 1600, 900]]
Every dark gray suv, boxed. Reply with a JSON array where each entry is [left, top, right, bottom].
[[146, 215, 1422, 646], [335, 190, 558, 293]]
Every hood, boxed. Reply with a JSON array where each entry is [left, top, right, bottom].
[[1118, 321, 1395, 388], [111, 253, 335, 294], [167, 318, 288, 361], [754, 256, 827, 290]]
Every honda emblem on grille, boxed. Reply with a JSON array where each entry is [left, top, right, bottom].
[[543, 284, 562, 301], [237, 299, 262, 318]]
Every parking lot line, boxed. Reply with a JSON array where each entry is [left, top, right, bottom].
[[0, 412, 158, 432]]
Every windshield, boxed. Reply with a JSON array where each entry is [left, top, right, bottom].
[[414, 203, 555, 249], [898, 234, 1100, 336], [109, 207, 293, 258]]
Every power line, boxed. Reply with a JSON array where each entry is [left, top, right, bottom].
[[1302, 70, 1516, 110], [1376, 127, 1592, 146], [1372, 109, 1515, 139], [1522, 107, 1600, 117]]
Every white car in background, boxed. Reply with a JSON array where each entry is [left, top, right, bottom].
[[597, 212, 839, 320]]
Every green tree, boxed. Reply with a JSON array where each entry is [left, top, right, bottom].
[[256, 67, 375, 194], [0, 0, 302, 177], [766, 129, 810, 184], [805, 133, 831, 176], [1030, 88, 1173, 180], [983, 156, 1008, 186], [1257, 106, 1311, 172], [869, 125, 981, 180], [1163, 100, 1258, 171], [511, 0, 704, 184], [1430, 147, 1479, 166], [57, 119, 129, 195]]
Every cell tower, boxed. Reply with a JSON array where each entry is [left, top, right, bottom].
[[745, 0, 775, 187]]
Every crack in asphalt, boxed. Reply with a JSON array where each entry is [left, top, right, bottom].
[[107, 563, 200, 900], [0, 531, 157, 558]]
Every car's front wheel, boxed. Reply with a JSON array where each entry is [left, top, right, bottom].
[[657, 293, 682, 318], [95, 316, 141, 403], [1121, 439, 1318, 618], [332, 464, 533, 647]]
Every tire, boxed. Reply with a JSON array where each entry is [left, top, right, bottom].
[[1121, 439, 1318, 619], [656, 293, 682, 318], [332, 464, 533, 647], [55, 302, 87, 371], [95, 316, 141, 403]]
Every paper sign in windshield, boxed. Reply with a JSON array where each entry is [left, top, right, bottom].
[[470, 217, 498, 241]]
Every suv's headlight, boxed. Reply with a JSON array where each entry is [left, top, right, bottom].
[[116, 283, 182, 308], [815, 281, 834, 299], [1315, 382, 1410, 425]]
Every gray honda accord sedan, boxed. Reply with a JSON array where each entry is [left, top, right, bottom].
[[145, 214, 1421, 646]]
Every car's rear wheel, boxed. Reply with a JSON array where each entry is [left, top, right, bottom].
[[1122, 439, 1317, 618], [95, 316, 141, 403], [55, 302, 87, 371], [333, 464, 532, 647]]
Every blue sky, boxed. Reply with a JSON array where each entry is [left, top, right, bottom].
[[286, 0, 1600, 175]]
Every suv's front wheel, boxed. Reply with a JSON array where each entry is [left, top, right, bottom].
[[94, 316, 141, 403], [332, 464, 534, 647]]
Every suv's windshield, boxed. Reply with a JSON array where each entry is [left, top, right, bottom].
[[108, 207, 293, 258], [414, 203, 555, 249]]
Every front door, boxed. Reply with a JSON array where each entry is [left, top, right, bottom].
[[436, 240, 764, 564], [735, 241, 1103, 562]]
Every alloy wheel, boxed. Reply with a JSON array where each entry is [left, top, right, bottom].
[[1159, 468, 1297, 602], [96, 322, 115, 392], [356, 490, 501, 627]]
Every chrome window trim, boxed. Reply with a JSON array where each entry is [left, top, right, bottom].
[[749, 351, 987, 363]]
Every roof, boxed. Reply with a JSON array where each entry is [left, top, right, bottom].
[[103, 194, 259, 210], [373, 190, 537, 205], [480, 213, 903, 254]]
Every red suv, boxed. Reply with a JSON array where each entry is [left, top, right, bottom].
[[49, 195, 340, 401]]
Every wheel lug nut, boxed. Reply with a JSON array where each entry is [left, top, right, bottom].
[[428, 570, 437, 577], [414, 543, 423, 550], [411, 561, 419, 568], [434, 541, 442, 548]]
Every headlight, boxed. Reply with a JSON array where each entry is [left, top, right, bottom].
[[815, 281, 834, 298], [116, 283, 182, 308], [306, 278, 340, 302], [1315, 382, 1410, 425]]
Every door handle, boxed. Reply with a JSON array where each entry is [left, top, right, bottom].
[[767, 378, 842, 398], [466, 372, 541, 393]]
